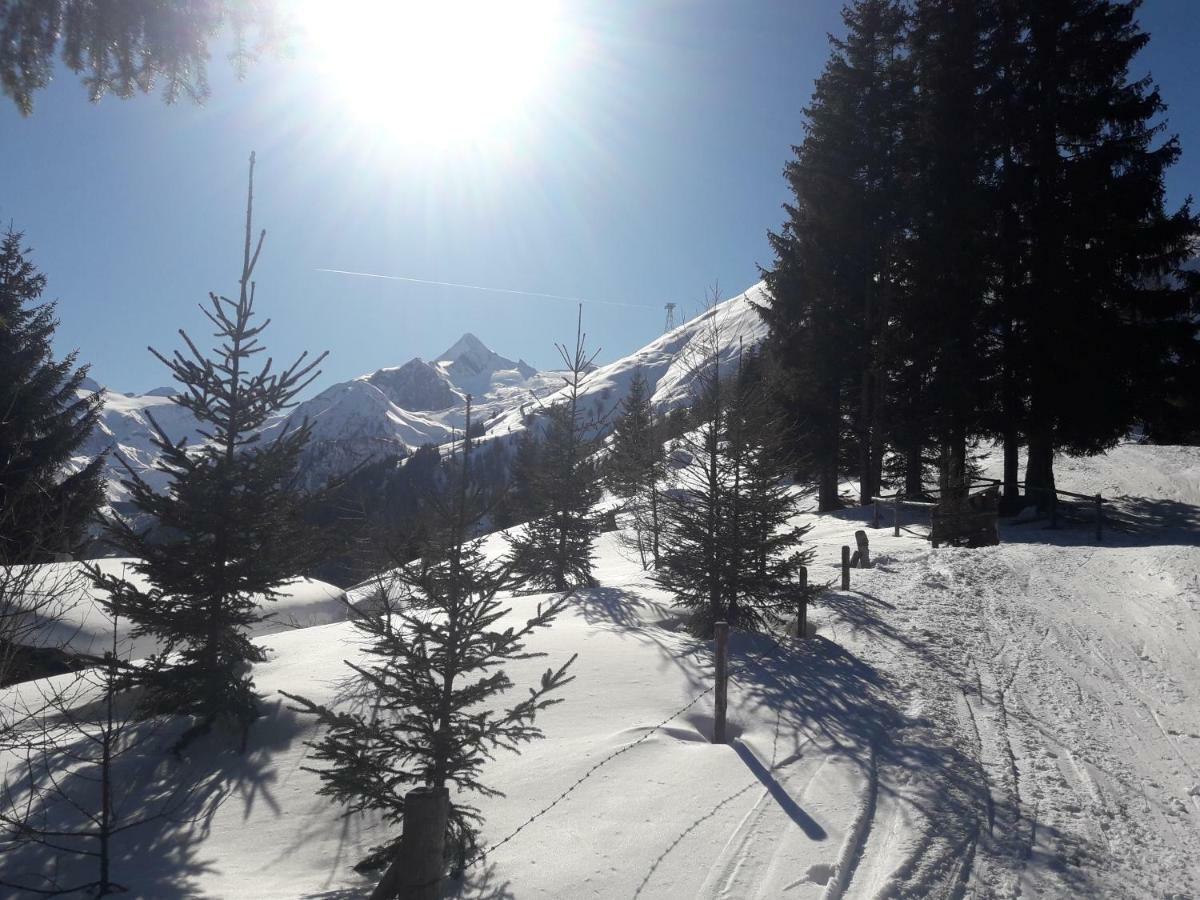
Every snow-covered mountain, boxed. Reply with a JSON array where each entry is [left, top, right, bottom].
[[269, 333, 562, 488], [76, 384, 205, 503], [80, 285, 771, 497], [483, 284, 769, 441]]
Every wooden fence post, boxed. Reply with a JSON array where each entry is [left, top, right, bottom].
[[841, 545, 851, 590], [370, 786, 449, 900], [797, 566, 808, 639], [1095, 494, 1103, 542], [1049, 491, 1058, 529], [854, 530, 871, 569], [893, 494, 900, 538], [872, 499, 880, 529], [713, 621, 729, 744]]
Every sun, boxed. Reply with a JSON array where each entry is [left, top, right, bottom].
[[298, 0, 570, 150]]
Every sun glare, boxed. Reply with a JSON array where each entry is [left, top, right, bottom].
[[299, 0, 569, 150]]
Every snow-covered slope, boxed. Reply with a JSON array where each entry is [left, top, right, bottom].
[[20, 558, 347, 661], [2, 443, 1198, 897], [485, 285, 769, 440]]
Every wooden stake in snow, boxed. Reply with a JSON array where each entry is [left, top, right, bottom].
[[893, 494, 901, 538], [855, 530, 871, 569], [371, 786, 449, 900], [714, 621, 729, 744], [841, 545, 851, 590], [872, 499, 880, 529], [797, 566, 808, 639], [1095, 493, 1104, 542]]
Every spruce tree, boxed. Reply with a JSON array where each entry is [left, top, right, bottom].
[[0, 228, 104, 562], [497, 426, 545, 529], [604, 368, 659, 498], [656, 329, 810, 638], [759, 0, 912, 510], [903, 0, 994, 503], [605, 368, 666, 568], [90, 153, 327, 748], [505, 309, 603, 591], [1002, 0, 1199, 504], [282, 398, 576, 879]]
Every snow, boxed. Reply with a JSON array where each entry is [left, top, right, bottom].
[[19, 558, 347, 661], [4, 442, 1198, 898], [484, 286, 769, 441]]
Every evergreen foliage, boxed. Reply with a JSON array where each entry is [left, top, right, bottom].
[[656, 319, 811, 638], [604, 368, 666, 568], [505, 310, 603, 591], [0, 1, 282, 114], [604, 368, 660, 498], [992, 0, 1200, 503], [495, 426, 546, 529], [758, 0, 912, 511], [761, 0, 1200, 509], [90, 154, 327, 749], [902, 0, 994, 502], [0, 229, 105, 561], [282, 398, 576, 875]]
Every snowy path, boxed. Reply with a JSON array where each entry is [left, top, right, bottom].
[[812, 521, 1200, 897]]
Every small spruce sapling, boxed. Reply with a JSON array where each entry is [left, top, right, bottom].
[[91, 152, 327, 750], [505, 307, 603, 590], [283, 396, 577, 879], [605, 367, 666, 568]]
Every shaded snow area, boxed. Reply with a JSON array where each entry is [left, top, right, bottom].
[[3, 443, 1198, 898], [16, 559, 347, 660]]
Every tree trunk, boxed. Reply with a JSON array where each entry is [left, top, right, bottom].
[[869, 368, 885, 498], [1001, 429, 1021, 514], [1025, 424, 1056, 512], [817, 383, 842, 512], [858, 369, 874, 505], [904, 443, 923, 498]]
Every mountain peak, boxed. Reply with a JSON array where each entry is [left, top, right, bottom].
[[438, 332, 492, 364]]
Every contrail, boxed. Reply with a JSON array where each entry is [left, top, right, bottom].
[[315, 267, 656, 310]]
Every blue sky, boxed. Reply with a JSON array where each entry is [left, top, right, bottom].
[[1, 0, 1197, 395]]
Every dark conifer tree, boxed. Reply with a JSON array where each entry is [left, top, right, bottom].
[[505, 309, 602, 591], [283, 398, 576, 880], [605, 368, 666, 567], [656, 328, 810, 638], [1003, 0, 1199, 505], [759, 0, 912, 510], [604, 368, 658, 498], [903, 0, 994, 503], [0, 229, 104, 561], [497, 426, 545, 529], [91, 154, 326, 748]]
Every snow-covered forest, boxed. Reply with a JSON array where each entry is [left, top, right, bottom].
[[2, 1, 1199, 898]]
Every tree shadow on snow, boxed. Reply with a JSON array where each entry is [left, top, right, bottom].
[[568, 586, 711, 695], [997, 493, 1200, 549], [722, 629, 1101, 896], [0, 696, 308, 898]]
